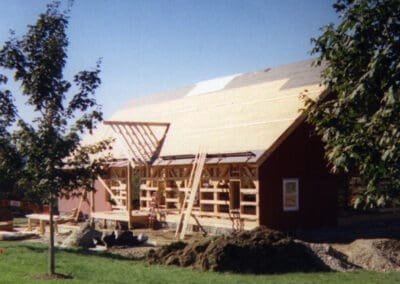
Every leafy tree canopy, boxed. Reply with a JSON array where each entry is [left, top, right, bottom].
[[0, 75, 21, 199], [0, 0, 112, 204], [306, 0, 400, 208], [0, 1, 112, 275]]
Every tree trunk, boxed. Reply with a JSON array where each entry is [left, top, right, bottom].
[[48, 196, 55, 275]]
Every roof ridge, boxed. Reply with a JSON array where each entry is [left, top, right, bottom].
[[118, 58, 319, 111]]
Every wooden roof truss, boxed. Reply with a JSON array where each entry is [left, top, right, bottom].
[[104, 121, 170, 167]]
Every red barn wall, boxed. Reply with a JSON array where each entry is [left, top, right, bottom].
[[259, 122, 338, 230], [58, 179, 112, 215]]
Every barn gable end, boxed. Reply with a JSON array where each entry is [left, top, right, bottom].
[[259, 122, 337, 230]]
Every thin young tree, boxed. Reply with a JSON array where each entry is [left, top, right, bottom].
[[0, 2, 110, 275]]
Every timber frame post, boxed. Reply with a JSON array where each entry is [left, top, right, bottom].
[[127, 162, 132, 229], [90, 190, 95, 226]]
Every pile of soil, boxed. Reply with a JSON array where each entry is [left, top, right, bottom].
[[146, 227, 331, 273], [334, 238, 400, 272]]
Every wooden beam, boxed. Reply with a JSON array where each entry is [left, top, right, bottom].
[[139, 124, 158, 148], [130, 124, 155, 158], [127, 124, 153, 160], [115, 124, 143, 162], [220, 166, 230, 179], [109, 124, 139, 167], [97, 176, 122, 206], [203, 167, 212, 178], [127, 162, 132, 229], [76, 189, 86, 222], [120, 124, 150, 161], [242, 166, 256, 179], [254, 167, 260, 225], [167, 168, 177, 178], [90, 186, 95, 226], [104, 120, 170, 127], [112, 124, 143, 165]]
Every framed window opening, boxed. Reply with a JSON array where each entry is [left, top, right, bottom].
[[283, 178, 299, 211]]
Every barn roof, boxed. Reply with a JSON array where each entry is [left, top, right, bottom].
[[84, 59, 326, 165]]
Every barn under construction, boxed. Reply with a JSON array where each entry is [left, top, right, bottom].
[[59, 59, 338, 236]]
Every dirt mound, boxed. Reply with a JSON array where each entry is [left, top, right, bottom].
[[147, 227, 330, 273], [335, 238, 400, 272]]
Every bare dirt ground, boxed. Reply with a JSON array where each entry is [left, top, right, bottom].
[[101, 229, 205, 259], [332, 239, 400, 272], [10, 222, 204, 260], [7, 222, 400, 272]]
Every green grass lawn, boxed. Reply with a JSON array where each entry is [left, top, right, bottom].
[[0, 241, 399, 284]]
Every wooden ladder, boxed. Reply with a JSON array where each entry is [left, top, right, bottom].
[[175, 149, 207, 239]]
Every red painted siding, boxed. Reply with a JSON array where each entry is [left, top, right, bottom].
[[259, 122, 338, 230], [58, 179, 112, 215]]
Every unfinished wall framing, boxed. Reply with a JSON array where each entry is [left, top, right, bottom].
[[138, 163, 259, 228]]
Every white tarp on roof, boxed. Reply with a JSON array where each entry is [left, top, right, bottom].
[[186, 74, 241, 97]]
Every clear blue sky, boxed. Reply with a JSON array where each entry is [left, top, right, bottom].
[[0, 0, 339, 120]]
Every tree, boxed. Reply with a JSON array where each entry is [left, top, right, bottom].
[[0, 81, 22, 199], [0, 142, 22, 200], [0, 2, 110, 276], [305, 0, 400, 208]]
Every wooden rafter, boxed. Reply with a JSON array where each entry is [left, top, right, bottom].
[[120, 124, 149, 162], [203, 167, 213, 178], [242, 166, 256, 179], [123, 125, 148, 159], [110, 124, 139, 167], [103, 121, 169, 127], [131, 124, 154, 157], [105, 120, 170, 166], [140, 124, 158, 148]]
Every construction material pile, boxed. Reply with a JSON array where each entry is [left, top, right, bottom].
[[61, 222, 148, 249], [61, 222, 101, 248], [335, 238, 400, 272], [146, 227, 331, 273]]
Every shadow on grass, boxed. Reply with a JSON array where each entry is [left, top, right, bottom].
[[61, 246, 142, 261], [19, 243, 48, 253], [17, 242, 142, 261], [30, 272, 73, 280]]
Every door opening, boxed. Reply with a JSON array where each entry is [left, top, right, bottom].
[[229, 181, 240, 210]]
